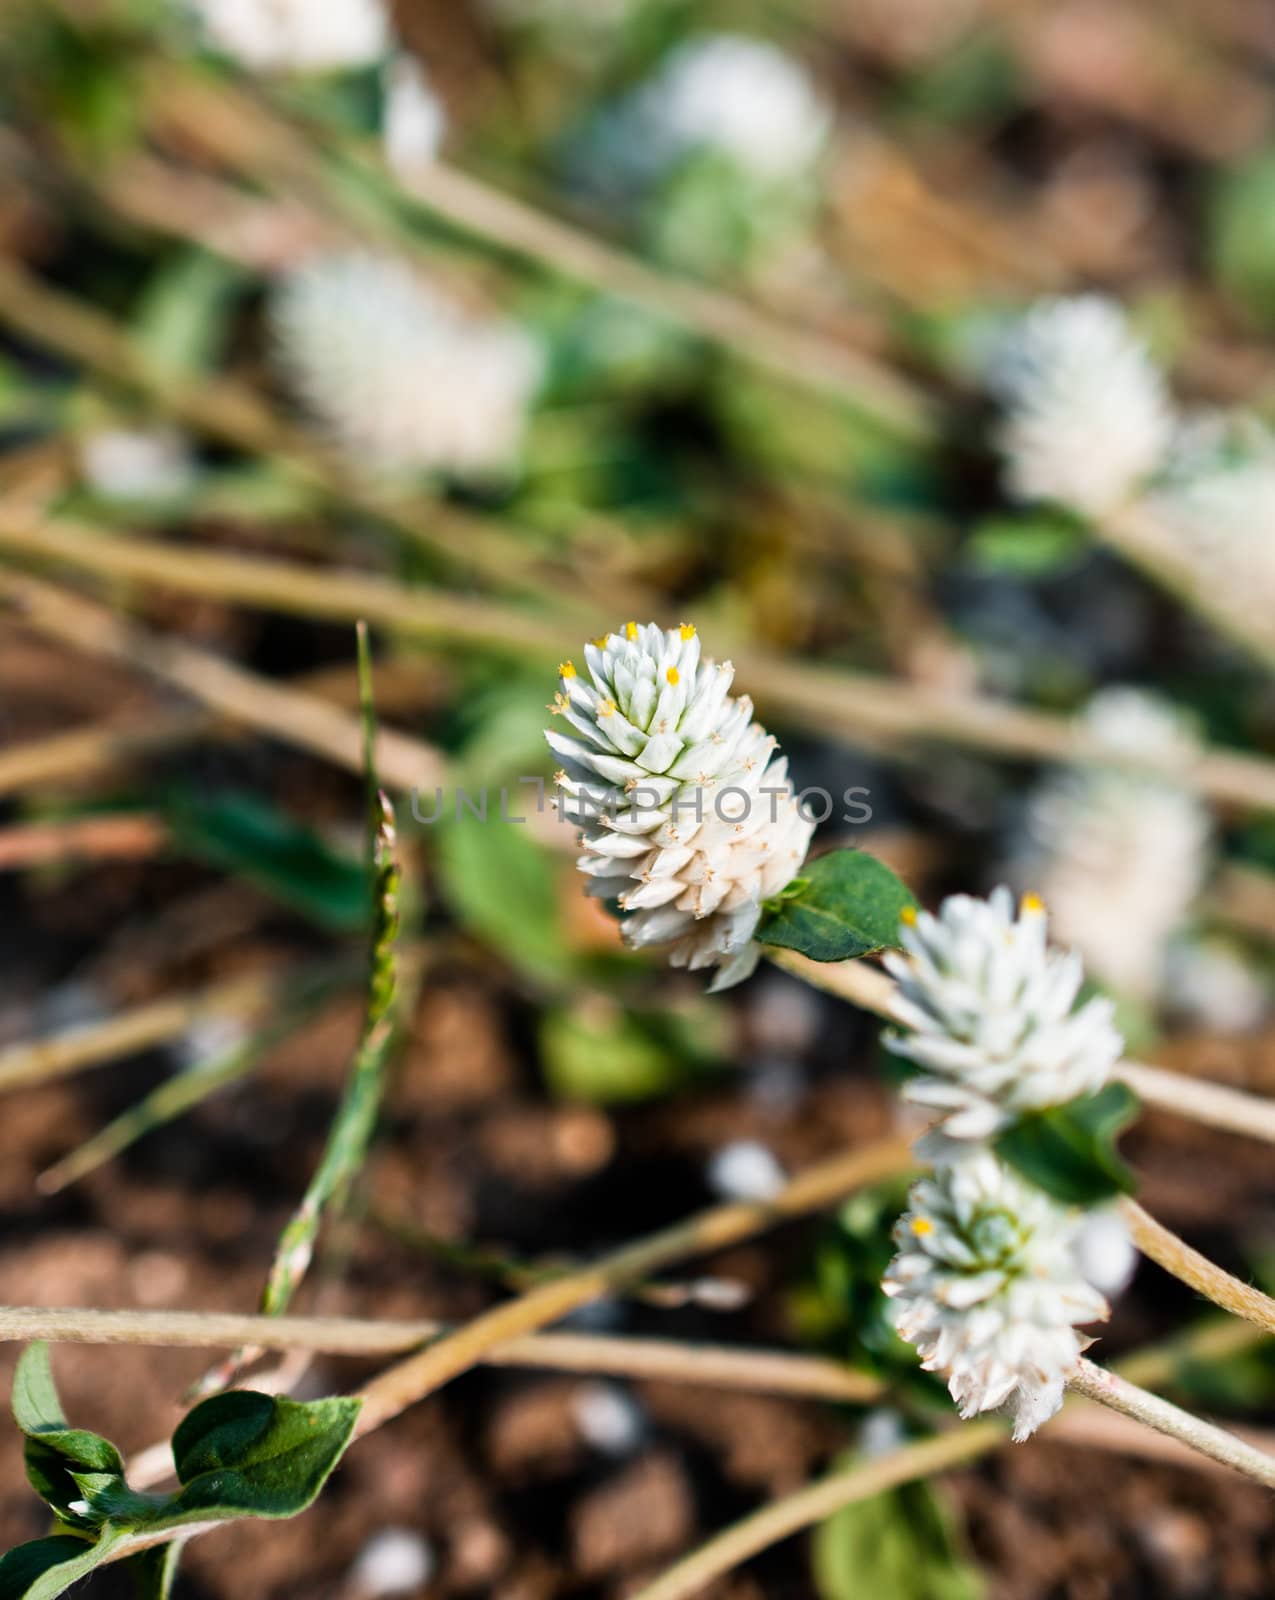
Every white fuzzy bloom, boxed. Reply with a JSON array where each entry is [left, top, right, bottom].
[[189, 0, 390, 71], [1151, 411, 1275, 608], [382, 56, 446, 174], [271, 252, 541, 479], [547, 623, 814, 990], [633, 34, 831, 183], [1013, 689, 1211, 1002], [1164, 936, 1267, 1033], [883, 886, 1123, 1147], [990, 296, 1174, 516], [79, 427, 195, 503], [883, 1150, 1109, 1440]]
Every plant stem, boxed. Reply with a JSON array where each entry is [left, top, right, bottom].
[[1068, 1357, 1275, 1487], [7, 508, 1275, 813], [350, 1136, 913, 1436], [770, 948, 1275, 1146], [0, 1305, 882, 1404], [630, 1423, 1006, 1600], [0, 969, 294, 1094], [1120, 1198, 1275, 1336], [629, 1350, 1275, 1600]]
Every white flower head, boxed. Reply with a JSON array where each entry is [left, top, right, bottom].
[[1151, 410, 1275, 607], [79, 426, 195, 503], [634, 34, 831, 183], [188, 0, 391, 71], [883, 887, 1123, 1147], [547, 623, 814, 990], [1013, 688, 1211, 1002], [382, 56, 446, 175], [883, 1150, 1109, 1439], [989, 295, 1174, 517], [271, 252, 542, 479]]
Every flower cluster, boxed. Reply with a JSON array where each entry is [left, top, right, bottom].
[[884, 887, 1123, 1149], [270, 252, 541, 479], [545, 622, 813, 990], [882, 887, 1124, 1437], [988, 295, 1173, 517], [1010, 688, 1211, 1002], [187, 0, 391, 71], [630, 34, 831, 184], [990, 294, 1275, 614], [883, 1150, 1109, 1440]]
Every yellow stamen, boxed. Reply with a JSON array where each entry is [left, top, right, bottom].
[[900, 905, 918, 926], [624, 621, 638, 640], [591, 635, 608, 649], [679, 621, 696, 640], [666, 666, 680, 686], [559, 660, 576, 679], [1022, 892, 1045, 915], [910, 1216, 933, 1236], [599, 697, 616, 717]]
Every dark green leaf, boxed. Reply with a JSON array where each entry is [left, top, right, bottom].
[[126, 1543, 183, 1600], [133, 249, 243, 378], [813, 1470, 984, 1600], [758, 850, 916, 963], [0, 1532, 122, 1600], [164, 1391, 361, 1521], [995, 1083, 1140, 1206], [166, 789, 370, 931], [12, 1346, 125, 1530]]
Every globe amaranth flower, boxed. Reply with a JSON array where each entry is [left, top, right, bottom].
[[1011, 688, 1210, 1003], [632, 33, 831, 183], [382, 56, 447, 175], [989, 295, 1173, 517], [271, 252, 541, 479], [1151, 410, 1275, 611], [883, 886, 1123, 1148], [883, 1149, 1109, 1439], [546, 622, 813, 990], [188, 0, 390, 71]]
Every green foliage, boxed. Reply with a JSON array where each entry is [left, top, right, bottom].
[[965, 510, 1089, 577], [758, 850, 916, 963], [0, 1346, 360, 1599], [538, 993, 727, 1103], [1208, 146, 1275, 328], [437, 811, 574, 983], [133, 249, 245, 379], [812, 1468, 984, 1600], [995, 1083, 1140, 1206], [166, 788, 371, 931]]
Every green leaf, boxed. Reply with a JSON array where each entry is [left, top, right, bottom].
[[538, 996, 725, 1104], [813, 1470, 984, 1600], [125, 1543, 183, 1600], [0, 1530, 124, 1600], [12, 1345, 126, 1531], [166, 789, 371, 931], [164, 1391, 361, 1521], [1209, 146, 1275, 329], [133, 249, 243, 379], [995, 1083, 1140, 1206], [758, 850, 916, 963], [436, 813, 573, 983], [965, 511, 1088, 577]]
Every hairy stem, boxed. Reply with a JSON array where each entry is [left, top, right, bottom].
[[351, 1136, 912, 1436], [771, 948, 1275, 1146], [1120, 1198, 1275, 1336]]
